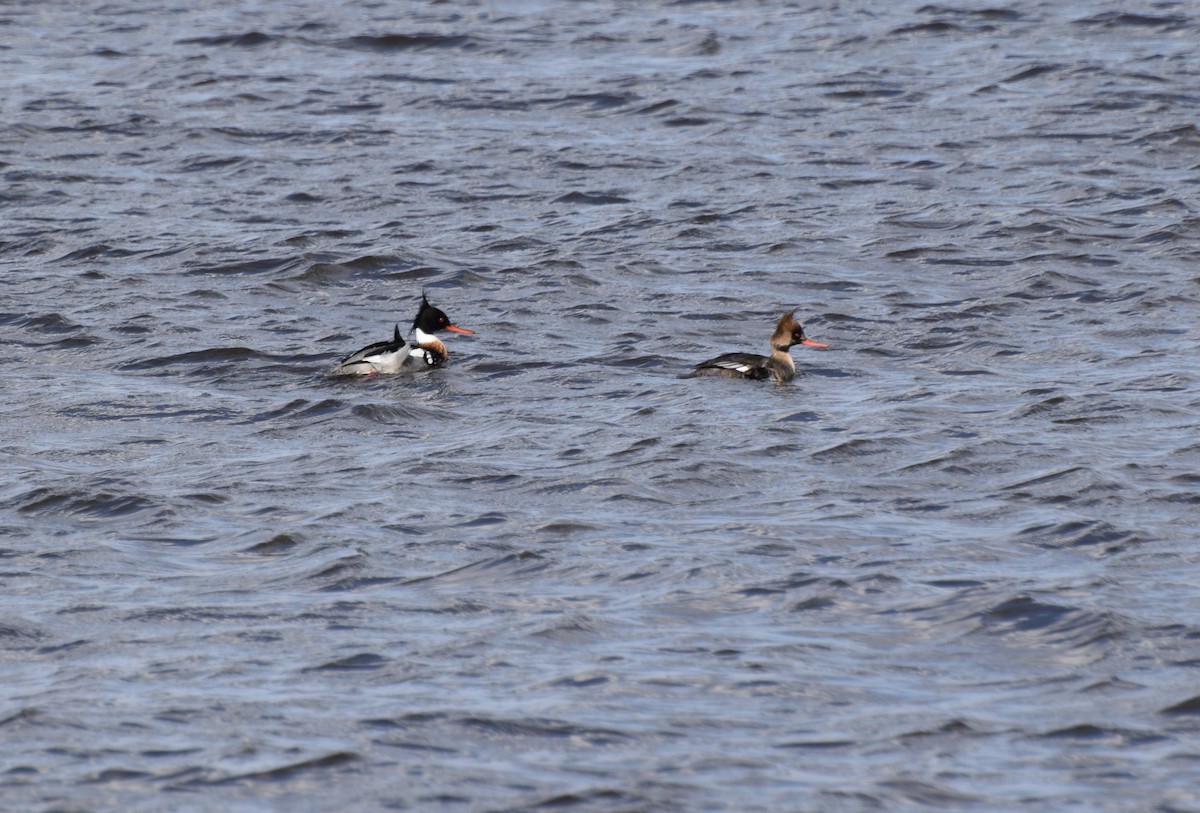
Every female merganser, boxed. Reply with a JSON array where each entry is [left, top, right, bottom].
[[329, 294, 473, 376], [687, 310, 826, 383]]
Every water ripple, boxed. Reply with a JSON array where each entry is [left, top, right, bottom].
[[4, 1, 1200, 810]]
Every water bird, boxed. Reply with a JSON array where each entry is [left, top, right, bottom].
[[687, 310, 826, 383], [329, 294, 474, 376]]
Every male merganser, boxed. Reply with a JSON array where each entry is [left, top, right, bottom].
[[328, 294, 474, 376], [687, 310, 826, 383]]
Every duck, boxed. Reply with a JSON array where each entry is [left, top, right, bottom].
[[329, 294, 473, 376], [687, 310, 826, 383]]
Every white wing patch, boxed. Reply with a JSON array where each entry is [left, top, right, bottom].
[[714, 360, 753, 374]]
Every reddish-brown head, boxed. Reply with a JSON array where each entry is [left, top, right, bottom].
[[774, 310, 826, 350]]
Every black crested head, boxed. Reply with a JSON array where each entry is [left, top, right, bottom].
[[412, 295, 452, 334]]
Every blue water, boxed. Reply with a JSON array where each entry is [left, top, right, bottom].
[[3, 2, 1200, 810]]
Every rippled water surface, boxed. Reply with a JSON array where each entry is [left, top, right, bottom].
[[4, 1, 1200, 810]]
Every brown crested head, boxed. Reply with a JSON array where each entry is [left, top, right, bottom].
[[772, 309, 827, 350]]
